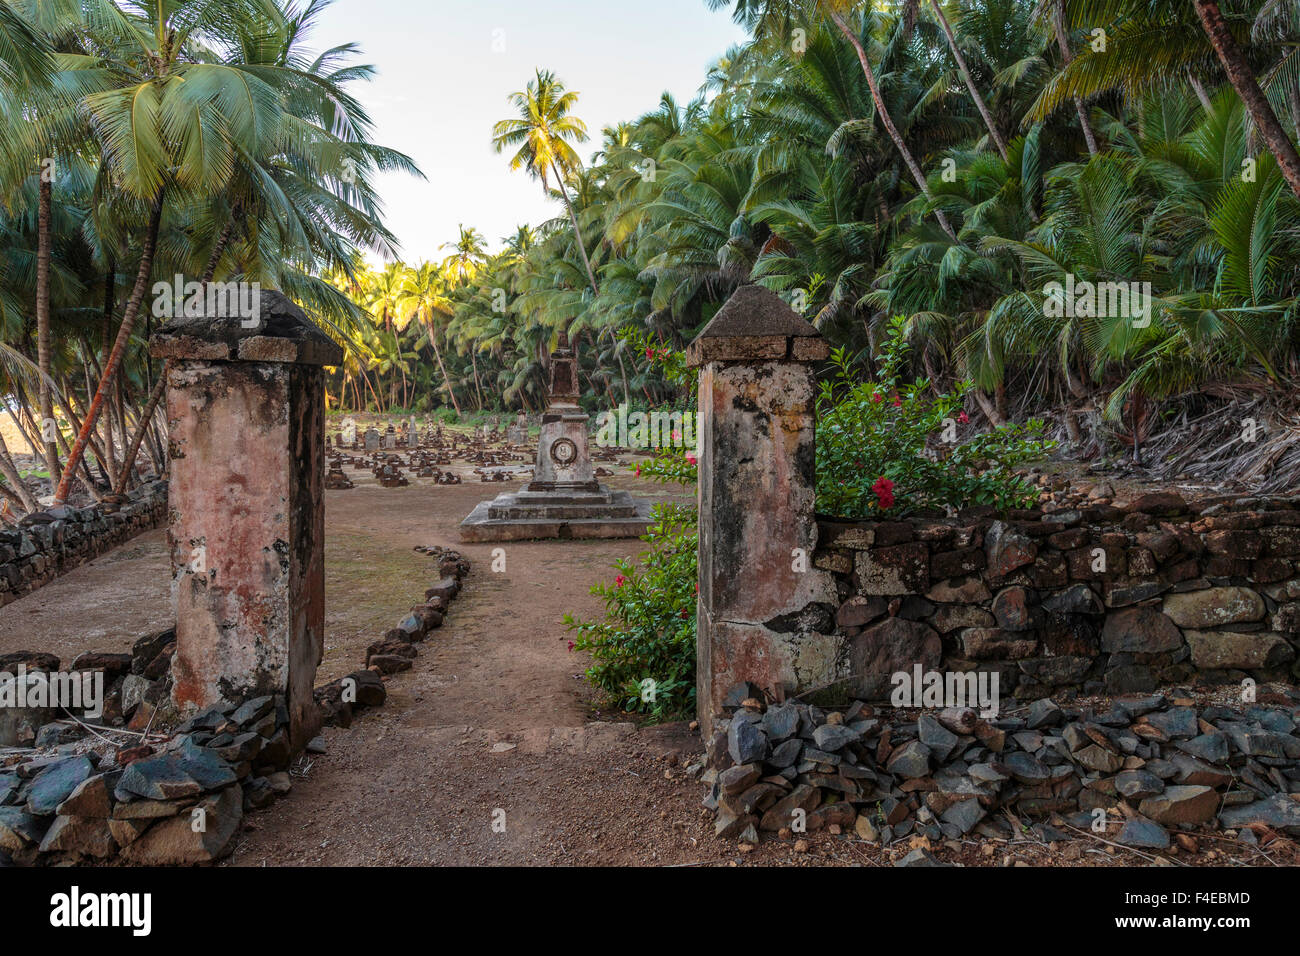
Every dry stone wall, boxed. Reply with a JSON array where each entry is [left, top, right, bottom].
[[0, 480, 168, 610], [813, 485, 1300, 700]]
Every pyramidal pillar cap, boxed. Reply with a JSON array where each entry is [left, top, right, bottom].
[[685, 284, 829, 367], [148, 288, 344, 367]]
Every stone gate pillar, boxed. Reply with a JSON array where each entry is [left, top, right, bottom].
[[149, 291, 342, 749], [687, 285, 836, 730]]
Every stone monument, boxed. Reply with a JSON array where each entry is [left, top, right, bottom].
[[459, 331, 651, 541]]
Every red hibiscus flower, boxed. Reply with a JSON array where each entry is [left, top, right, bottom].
[[872, 476, 895, 510]]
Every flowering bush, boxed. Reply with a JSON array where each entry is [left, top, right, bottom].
[[563, 503, 697, 721], [564, 333, 698, 721], [815, 316, 1052, 518]]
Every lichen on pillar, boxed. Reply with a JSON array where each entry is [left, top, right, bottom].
[[687, 284, 840, 730], [149, 291, 342, 749]]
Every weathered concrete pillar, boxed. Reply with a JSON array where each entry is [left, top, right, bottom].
[[687, 285, 838, 730], [149, 292, 342, 748]]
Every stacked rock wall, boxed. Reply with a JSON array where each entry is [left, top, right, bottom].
[[812, 489, 1300, 700], [0, 480, 168, 609]]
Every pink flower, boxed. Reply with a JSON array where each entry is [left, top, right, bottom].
[[686, 454, 697, 466], [871, 392, 883, 404], [615, 574, 626, 587], [872, 477, 895, 510], [634, 465, 641, 477], [680, 608, 689, 619], [892, 394, 902, 407], [567, 641, 575, 652], [958, 411, 969, 424], [645, 346, 654, 358]]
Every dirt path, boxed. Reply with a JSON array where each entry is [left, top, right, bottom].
[[228, 466, 729, 865]]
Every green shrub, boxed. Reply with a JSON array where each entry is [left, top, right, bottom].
[[564, 502, 697, 721], [815, 316, 1052, 518]]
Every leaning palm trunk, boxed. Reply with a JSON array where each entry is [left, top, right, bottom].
[[828, 10, 960, 242], [36, 177, 60, 483], [1053, 0, 1098, 155], [427, 320, 462, 415], [930, 1, 1007, 160], [0, 430, 37, 512], [114, 372, 166, 495], [549, 160, 599, 296], [109, 212, 235, 495], [1194, 0, 1300, 199], [53, 189, 164, 506]]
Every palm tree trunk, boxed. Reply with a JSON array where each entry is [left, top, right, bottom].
[[1194, 0, 1300, 199], [35, 176, 60, 484], [469, 348, 485, 410], [1054, 0, 1099, 155], [614, 340, 631, 406], [111, 216, 238, 495], [829, 10, 960, 242], [0, 430, 36, 512], [929, 1, 1007, 160], [202, 212, 237, 284], [427, 321, 462, 415], [114, 372, 166, 494], [548, 160, 599, 295], [54, 189, 164, 506]]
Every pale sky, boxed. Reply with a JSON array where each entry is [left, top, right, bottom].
[[312, 0, 749, 262]]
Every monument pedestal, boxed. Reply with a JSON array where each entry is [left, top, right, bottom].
[[459, 334, 651, 542]]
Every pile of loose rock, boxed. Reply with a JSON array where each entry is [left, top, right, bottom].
[[0, 627, 177, 747], [702, 682, 1300, 860], [0, 691, 297, 865], [312, 546, 470, 727]]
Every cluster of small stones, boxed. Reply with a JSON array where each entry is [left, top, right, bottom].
[[0, 479, 167, 609], [816, 481, 1300, 699], [312, 546, 471, 728], [703, 682, 1300, 863], [0, 633, 300, 865]]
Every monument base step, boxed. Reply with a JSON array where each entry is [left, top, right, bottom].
[[459, 494, 653, 542]]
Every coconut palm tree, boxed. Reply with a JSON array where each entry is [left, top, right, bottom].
[[491, 69, 601, 294], [710, 0, 960, 241], [396, 261, 462, 414]]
